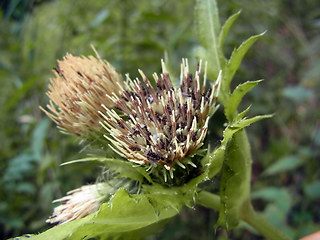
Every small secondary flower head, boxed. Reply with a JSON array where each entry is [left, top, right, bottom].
[[99, 59, 221, 175], [46, 183, 108, 225], [41, 48, 124, 137]]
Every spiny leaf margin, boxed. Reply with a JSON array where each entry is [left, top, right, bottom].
[[223, 31, 266, 93], [224, 80, 262, 122]]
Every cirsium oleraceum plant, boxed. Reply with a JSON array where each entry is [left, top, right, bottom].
[[16, 1, 291, 240], [43, 57, 221, 225]]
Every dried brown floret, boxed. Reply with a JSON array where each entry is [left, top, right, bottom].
[[41, 48, 124, 137]]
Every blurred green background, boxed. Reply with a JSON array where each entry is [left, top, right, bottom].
[[0, 0, 319, 239]]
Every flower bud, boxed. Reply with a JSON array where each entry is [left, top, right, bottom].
[[99, 59, 221, 178], [47, 183, 108, 225], [41, 50, 124, 137]]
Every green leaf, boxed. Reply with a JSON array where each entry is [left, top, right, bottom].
[[4, 75, 39, 113], [193, 45, 207, 61], [257, 204, 291, 236], [163, 51, 179, 87], [62, 157, 152, 183], [224, 32, 266, 92], [251, 187, 292, 236], [202, 126, 237, 179], [195, 0, 221, 79], [235, 105, 251, 121], [218, 10, 241, 51], [143, 183, 194, 210], [304, 181, 320, 198], [225, 80, 262, 121], [201, 134, 229, 180], [20, 188, 181, 240], [215, 113, 272, 230], [230, 114, 273, 130], [90, 9, 109, 28], [217, 130, 252, 230], [203, 123, 244, 178], [32, 119, 50, 161], [262, 155, 303, 176], [3, 154, 35, 182], [203, 145, 225, 179], [195, 0, 220, 47], [252, 187, 292, 214], [203, 113, 272, 181], [282, 86, 314, 102]]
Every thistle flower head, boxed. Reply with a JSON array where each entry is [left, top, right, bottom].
[[41, 49, 124, 137], [99, 59, 221, 175], [46, 183, 108, 225]]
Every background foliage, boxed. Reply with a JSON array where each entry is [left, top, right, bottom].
[[0, 0, 319, 239]]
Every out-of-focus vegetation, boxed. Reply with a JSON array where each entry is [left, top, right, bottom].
[[0, 0, 319, 239]]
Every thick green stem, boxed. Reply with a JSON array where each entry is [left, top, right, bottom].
[[196, 190, 220, 211], [196, 191, 291, 240], [240, 200, 291, 240]]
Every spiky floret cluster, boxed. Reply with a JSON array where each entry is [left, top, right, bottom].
[[99, 59, 221, 175], [46, 183, 108, 225], [41, 49, 124, 137]]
